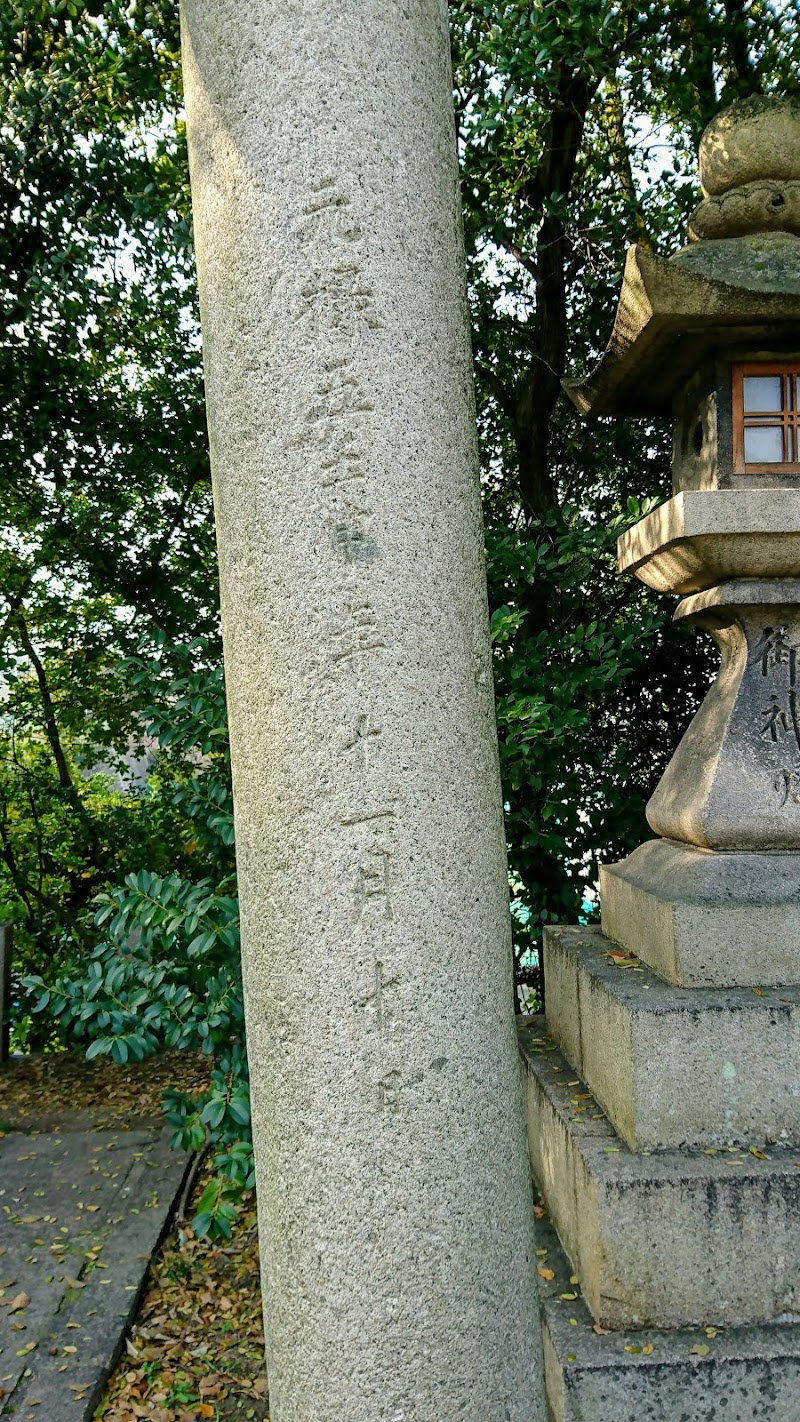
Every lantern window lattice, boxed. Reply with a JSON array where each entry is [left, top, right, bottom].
[[733, 362, 800, 473]]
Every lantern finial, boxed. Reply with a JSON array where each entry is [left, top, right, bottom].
[[689, 95, 800, 241]]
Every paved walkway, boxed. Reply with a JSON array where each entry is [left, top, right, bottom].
[[0, 1125, 191, 1420]]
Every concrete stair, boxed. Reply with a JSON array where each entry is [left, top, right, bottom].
[[534, 1210, 800, 1422], [520, 1021, 800, 1329], [544, 924, 800, 1150], [525, 918, 800, 1416]]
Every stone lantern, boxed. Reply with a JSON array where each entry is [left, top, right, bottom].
[[520, 96, 800, 1421], [569, 95, 800, 971]]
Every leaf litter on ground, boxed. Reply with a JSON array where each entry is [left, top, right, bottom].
[[94, 1160, 268, 1422], [0, 1050, 268, 1419], [0, 1049, 212, 1131]]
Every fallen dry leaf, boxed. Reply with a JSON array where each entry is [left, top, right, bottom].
[[92, 1158, 268, 1422]]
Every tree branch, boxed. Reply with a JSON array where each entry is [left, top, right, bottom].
[[0, 810, 35, 926], [510, 63, 601, 521], [497, 235, 538, 282], [474, 359, 515, 419], [602, 74, 650, 248], [16, 617, 77, 797], [723, 0, 759, 91]]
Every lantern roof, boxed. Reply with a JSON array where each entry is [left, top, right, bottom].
[[564, 96, 800, 418]]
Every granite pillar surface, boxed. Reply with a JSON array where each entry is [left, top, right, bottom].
[[180, 4, 544, 1419]]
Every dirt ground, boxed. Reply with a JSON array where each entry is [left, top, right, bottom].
[[0, 1049, 212, 1131]]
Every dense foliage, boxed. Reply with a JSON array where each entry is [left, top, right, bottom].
[[4, 0, 800, 1226], [0, 1, 250, 1229], [0, 0, 211, 983], [25, 639, 253, 1233]]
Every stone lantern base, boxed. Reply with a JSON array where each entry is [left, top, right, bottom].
[[520, 928, 800, 1420], [521, 623, 800, 1418], [520, 623, 800, 1418], [600, 838, 800, 987], [528, 1174, 800, 1422]]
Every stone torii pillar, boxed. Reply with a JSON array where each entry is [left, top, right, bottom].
[[180, 4, 545, 1420]]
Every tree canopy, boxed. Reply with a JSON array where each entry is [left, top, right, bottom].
[[0, 1, 214, 962]]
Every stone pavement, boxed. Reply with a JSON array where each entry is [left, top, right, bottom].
[[0, 1125, 191, 1420]]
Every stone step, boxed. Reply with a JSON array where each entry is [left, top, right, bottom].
[[520, 1020, 800, 1330], [544, 923, 800, 1150], [534, 1211, 800, 1422], [600, 837, 800, 989]]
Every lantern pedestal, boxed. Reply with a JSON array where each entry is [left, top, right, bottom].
[[526, 1083, 800, 1422], [542, 924, 800, 1154], [600, 837, 800, 986], [522, 1011, 800, 1327], [648, 580, 800, 850]]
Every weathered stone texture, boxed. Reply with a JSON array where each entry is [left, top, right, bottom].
[[601, 838, 800, 987], [688, 179, 800, 241], [699, 94, 800, 196], [521, 1025, 800, 1330], [548, 92, 800, 1422], [647, 581, 800, 850], [181, 3, 543, 1420], [533, 1194, 800, 1422], [617, 489, 800, 595], [540, 1230, 800, 1422], [544, 926, 800, 1150], [562, 237, 800, 418]]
